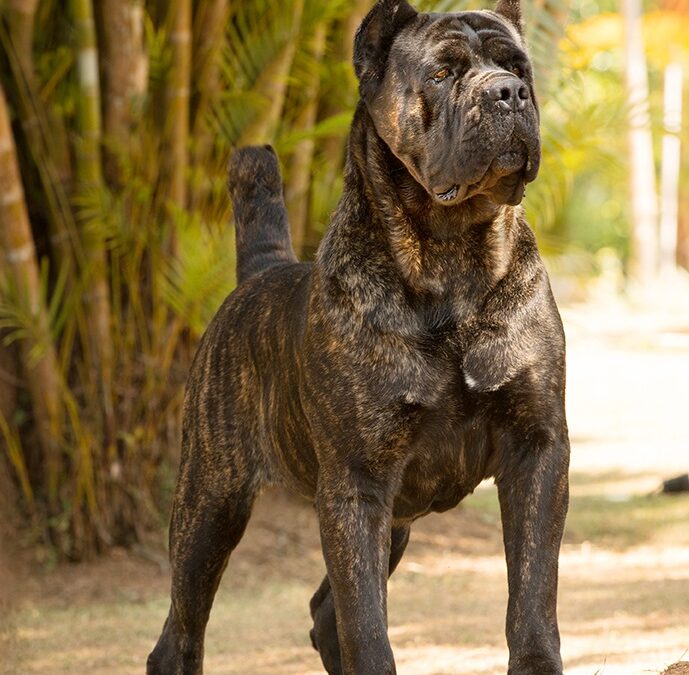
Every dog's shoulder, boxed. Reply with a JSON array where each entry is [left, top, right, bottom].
[[462, 212, 565, 393]]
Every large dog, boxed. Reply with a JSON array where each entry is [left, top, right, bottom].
[[148, 0, 570, 673]]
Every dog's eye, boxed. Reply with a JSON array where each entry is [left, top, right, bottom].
[[510, 65, 524, 79], [432, 68, 450, 84]]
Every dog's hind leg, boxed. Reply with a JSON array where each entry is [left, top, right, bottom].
[[309, 525, 410, 675], [147, 435, 262, 675]]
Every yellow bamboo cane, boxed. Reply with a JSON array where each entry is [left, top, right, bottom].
[[72, 0, 116, 448], [100, 0, 148, 186], [2, 0, 78, 272], [286, 21, 329, 256], [167, 0, 192, 212], [319, 0, 370, 207], [191, 0, 229, 136], [0, 83, 62, 506]]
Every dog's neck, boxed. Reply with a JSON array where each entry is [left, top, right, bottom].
[[344, 103, 518, 295]]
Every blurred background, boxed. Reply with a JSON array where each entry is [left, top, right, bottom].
[[0, 0, 688, 673]]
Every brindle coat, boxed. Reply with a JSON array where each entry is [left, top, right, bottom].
[[147, 1, 570, 673]]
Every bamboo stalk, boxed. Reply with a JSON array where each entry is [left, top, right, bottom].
[[72, 0, 116, 447], [2, 0, 78, 271], [166, 0, 192, 212], [191, 0, 229, 136], [156, 0, 193, 263], [0, 345, 25, 503], [99, 0, 148, 186], [238, 0, 305, 146], [679, 198, 689, 271], [318, 0, 369, 197], [622, 0, 659, 285], [0, 344, 18, 425], [659, 63, 682, 278], [342, 0, 369, 66], [4, 0, 38, 80], [285, 21, 328, 256], [0, 83, 62, 505], [187, 0, 229, 213]]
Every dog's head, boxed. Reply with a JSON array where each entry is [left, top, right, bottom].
[[354, 0, 540, 207]]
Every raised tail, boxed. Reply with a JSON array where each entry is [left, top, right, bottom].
[[228, 145, 297, 285]]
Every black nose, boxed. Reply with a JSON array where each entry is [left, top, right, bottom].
[[485, 77, 529, 112]]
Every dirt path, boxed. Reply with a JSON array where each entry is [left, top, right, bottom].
[[6, 293, 689, 674]]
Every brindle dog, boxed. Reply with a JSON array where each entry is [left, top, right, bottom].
[[147, 0, 570, 673]]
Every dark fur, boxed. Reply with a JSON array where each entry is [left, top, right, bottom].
[[148, 1, 569, 673]]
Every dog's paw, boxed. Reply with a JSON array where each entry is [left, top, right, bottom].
[[310, 623, 343, 675], [507, 653, 563, 675]]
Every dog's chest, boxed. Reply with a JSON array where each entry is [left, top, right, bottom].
[[393, 376, 493, 522], [388, 298, 496, 520], [391, 288, 475, 405]]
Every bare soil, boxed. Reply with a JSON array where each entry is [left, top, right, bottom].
[[4, 290, 689, 674]]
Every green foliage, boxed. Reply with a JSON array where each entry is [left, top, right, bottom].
[[524, 65, 627, 253], [160, 210, 236, 336], [0, 261, 71, 367]]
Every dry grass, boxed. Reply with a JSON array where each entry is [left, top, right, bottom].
[[7, 479, 689, 675]]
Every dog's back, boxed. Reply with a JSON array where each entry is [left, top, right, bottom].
[[175, 148, 314, 497], [228, 145, 297, 285]]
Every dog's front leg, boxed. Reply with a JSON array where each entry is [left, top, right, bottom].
[[496, 424, 570, 675], [316, 470, 397, 675]]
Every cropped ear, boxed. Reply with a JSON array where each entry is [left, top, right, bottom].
[[494, 0, 522, 34], [353, 0, 418, 99]]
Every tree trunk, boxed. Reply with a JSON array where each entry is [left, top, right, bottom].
[[286, 22, 328, 256], [622, 0, 659, 286], [238, 0, 305, 146], [72, 0, 115, 447], [99, 0, 148, 186], [0, 83, 62, 507]]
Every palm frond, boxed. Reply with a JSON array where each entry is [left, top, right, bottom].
[[160, 212, 236, 335], [0, 260, 71, 369]]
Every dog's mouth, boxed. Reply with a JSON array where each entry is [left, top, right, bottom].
[[435, 184, 463, 203], [432, 140, 537, 207]]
